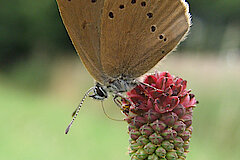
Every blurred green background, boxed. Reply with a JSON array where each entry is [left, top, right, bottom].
[[0, 0, 240, 160]]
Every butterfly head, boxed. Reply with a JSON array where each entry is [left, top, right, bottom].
[[90, 76, 137, 100], [89, 82, 108, 100]]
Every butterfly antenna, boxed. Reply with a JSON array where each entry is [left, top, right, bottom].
[[137, 80, 158, 90], [101, 101, 124, 121], [65, 87, 94, 134]]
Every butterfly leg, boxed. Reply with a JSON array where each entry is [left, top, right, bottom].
[[136, 80, 159, 90], [113, 95, 123, 109], [113, 93, 136, 116]]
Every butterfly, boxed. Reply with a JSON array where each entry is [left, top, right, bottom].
[[55, 0, 191, 134]]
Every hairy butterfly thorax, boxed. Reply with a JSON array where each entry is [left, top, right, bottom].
[[106, 76, 137, 93]]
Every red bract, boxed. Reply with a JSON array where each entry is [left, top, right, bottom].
[[126, 72, 197, 115]]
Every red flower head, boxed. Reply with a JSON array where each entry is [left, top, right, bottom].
[[123, 72, 198, 160]]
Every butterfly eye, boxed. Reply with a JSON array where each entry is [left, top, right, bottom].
[[91, 0, 97, 3], [96, 87, 107, 98]]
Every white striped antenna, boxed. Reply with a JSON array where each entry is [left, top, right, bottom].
[[65, 87, 94, 134]]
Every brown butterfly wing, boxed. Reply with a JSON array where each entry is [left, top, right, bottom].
[[56, 0, 106, 83], [100, 0, 191, 78]]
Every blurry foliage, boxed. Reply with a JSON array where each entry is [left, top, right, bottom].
[[0, 0, 240, 70], [183, 0, 240, 52], [0, 0, 74, 70]]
